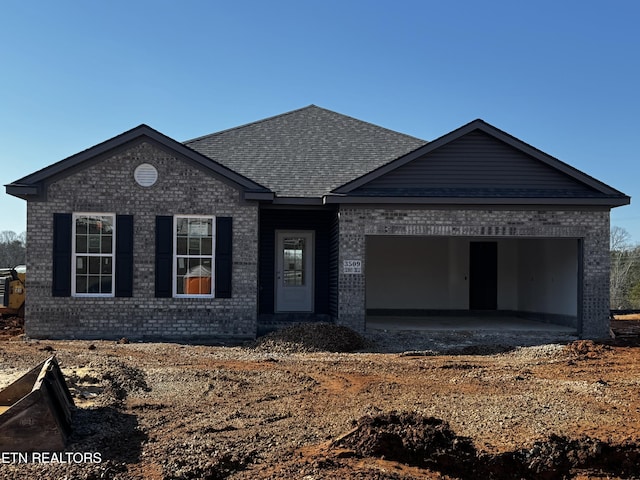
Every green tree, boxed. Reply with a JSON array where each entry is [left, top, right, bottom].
[[629, 281, 640, 309]]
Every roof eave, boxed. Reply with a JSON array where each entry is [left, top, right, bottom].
[[244, 191, 275, 201], [8, 124, 271, 197], [323, 194, 631, 207], [272, 196, 325, 206], [5, 184, 40, 200], [241, 194, 326, 205]]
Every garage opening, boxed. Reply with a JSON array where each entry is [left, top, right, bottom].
[[365, 236, 579, 332]]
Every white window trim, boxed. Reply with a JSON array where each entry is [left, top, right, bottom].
[[173, 215, 216, 298], [71, 212, 116, 297]]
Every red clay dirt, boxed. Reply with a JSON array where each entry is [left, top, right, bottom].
[[0, 319, 639, 479]]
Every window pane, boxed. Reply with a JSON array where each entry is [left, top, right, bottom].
[[176, 218, 189, 236], [100, 216, 113, 233], [88, 219, 101, 234], [189, 258, 212, 271], [76, 217, 88, 234], [176, 257, 214, 295], [88, 276, 101, 293], [101, 235, 113, 254], [184, 276, 210, 295], [88, 235, 102, 253], [101, 276, 112, 293], [283, 237, 305, 286], [188, 218, 210, 237], [177, 237, 188, 255], [201, 237, 212, 255], [101, 257, 112, 274], [76, 276, 88, 293], [76, 256, 87, 274], [176, 257, 187, 276], [76, 235, 87, 253], [89, 256, 101, 274], [188, 238, 201, 255]]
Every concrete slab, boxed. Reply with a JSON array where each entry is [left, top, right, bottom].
[[365, 315, 579, 353], [366, 315, 576, 333]]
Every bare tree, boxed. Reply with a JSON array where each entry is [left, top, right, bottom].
[[0, 230, 26, 267], [610, 226, 636, 309], [629, 277, 640, 308]]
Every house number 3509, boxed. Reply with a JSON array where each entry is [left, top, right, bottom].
[[343, 260, 362, 274]]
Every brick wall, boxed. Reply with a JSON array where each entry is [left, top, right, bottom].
[[337, 206, 611, 339], [26, 141, 259, 340]]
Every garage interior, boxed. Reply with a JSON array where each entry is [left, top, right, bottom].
[[365, 236, 580, 334]]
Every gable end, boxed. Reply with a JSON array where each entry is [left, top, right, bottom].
[[331, 120, 630, 206], [6, 125, 272, 202], [349, 130, 601, 197]]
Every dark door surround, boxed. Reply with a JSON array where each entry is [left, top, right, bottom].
[[257, 208, 337, 318]]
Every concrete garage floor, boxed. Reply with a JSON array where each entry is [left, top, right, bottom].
[[364, 315, 579, 352], [366, 315, 576, 333]]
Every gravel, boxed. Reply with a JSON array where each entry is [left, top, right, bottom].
[[0, 324, 638, 479]]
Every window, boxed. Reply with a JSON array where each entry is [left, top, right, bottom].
[[155, 215, 231, 299], [174, 215, 215, 296], [283, 237, 306, 286], [72, 213, 115, 296]]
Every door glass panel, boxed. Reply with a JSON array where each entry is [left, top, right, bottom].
[[283, 237, 305, 286]]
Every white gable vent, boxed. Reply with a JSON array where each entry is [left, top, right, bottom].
[[134, 163, 158, 187]]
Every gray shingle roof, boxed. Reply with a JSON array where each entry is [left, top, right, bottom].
[[184, 105, 427, 198]]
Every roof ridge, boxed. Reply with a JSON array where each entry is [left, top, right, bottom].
[[312, 107, 428, 144], [183, 105, 320, 144], [183, 105, 428, 145]]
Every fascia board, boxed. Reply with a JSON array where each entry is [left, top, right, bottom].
[[323, 194, 630, 207]]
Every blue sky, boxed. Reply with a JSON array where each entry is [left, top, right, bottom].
[[2, 1, 639, 242]]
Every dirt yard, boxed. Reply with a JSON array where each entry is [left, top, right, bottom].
[[1, 318, 640, 479]]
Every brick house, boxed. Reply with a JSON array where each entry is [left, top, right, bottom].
[[6, 106, 630, 340]]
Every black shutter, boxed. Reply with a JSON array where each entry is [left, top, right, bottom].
[[52, 213, 72, 297], [215, 217, 232, 298], [155, 216, 173, 297], [115, 215, 134, 297]]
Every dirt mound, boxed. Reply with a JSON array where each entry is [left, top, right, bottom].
[[251, 323, 369, 353], [159, 442, 252, 479], [0, 316, 23, 338], [69, 359, 152, 407], [490, 435, 640, 479], [102, 360, 151, 405], [335, 412, 476, 475], [565, 340, 611, 359], [333, 412, 640, 479]]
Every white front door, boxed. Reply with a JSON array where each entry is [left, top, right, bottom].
[[276, 231, 314, 312]]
